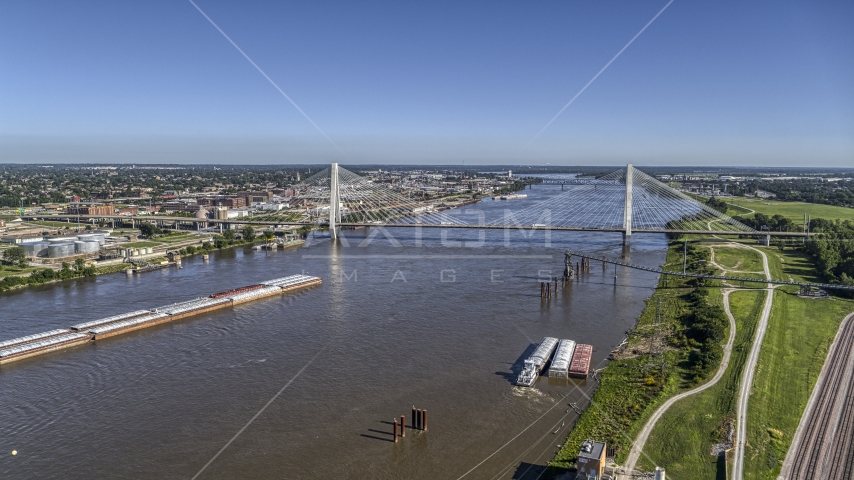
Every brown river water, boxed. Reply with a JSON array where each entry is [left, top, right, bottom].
[[0, 187, 666, 479]]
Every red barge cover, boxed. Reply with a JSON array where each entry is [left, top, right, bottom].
[[568, 344, 592, 378]]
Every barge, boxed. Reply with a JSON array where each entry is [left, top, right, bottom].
[[514, 337, 559, 387], [529, 337, 559, 373], [568, 344, 593, 378], [0, 332, 92, 364], [548, 339, 577, 378], [0, 274, 322, 366]]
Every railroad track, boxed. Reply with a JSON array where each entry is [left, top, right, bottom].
[[781, 313, 854, 479]]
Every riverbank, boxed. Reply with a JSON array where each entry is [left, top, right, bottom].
[[547, 239, 728, 475], [615, 242, 854, 479], [0, 236, 290, 294]]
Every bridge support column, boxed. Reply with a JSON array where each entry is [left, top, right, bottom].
[[622, 164, 633, 246], [329, 163, 341, 240], [760, 234, 770, 246]]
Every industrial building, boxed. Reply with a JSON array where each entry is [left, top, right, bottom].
[[576, 439, 606, 479], [20, 234, 106, 258]]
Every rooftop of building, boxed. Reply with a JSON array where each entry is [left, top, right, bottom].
[[578, 439, 606, 461]]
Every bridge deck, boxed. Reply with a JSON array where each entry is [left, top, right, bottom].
[[568, 251, 854, 292], [19, 215, 809, 237]]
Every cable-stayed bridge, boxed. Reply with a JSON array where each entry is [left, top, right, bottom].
[[22, 164, 807, 244], [284, 163, 778, 244]]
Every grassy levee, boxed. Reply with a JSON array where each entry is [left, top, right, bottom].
[[743, 292, 854, 479], [547, 240, 720, 475], [637, 289, 766, 478], [762, 246, 822, 286], [713, 247, 764, 272], [721, 198, 854, 223]]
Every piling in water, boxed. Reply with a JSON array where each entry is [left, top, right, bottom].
[[394, 419, 398, 442], [412, 406, 416, 429], [423, 409, 428, 431], [401, 415, 406, 437]]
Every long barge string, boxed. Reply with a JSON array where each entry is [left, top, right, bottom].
[[0, 274, 322, 366]]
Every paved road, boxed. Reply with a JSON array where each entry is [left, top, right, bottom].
[[731, 243, 774, 480], [778, 313, 854, 480]]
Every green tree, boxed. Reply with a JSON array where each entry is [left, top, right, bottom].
[[242, 225, 256, 242], [74, 257, 85, 272], [705, 196, 728, 214], [222, 229, 236, 245], [138, 222, 161, 238], [3, 246, 28, 268], [263, 229, 275, 241]]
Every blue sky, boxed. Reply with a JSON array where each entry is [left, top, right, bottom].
[[1, 1, 852, 165]]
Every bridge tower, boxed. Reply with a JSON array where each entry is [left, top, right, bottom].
[[623, 164, 633, 246], [329, 163, 341, 239]]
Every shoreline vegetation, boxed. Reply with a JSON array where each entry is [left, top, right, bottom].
[[0, 225, 284, 293], [547, 240, 730, 474], [547, 219, 854, 478], [547, 215, 854, 478]]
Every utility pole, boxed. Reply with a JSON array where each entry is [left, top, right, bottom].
[[806, 215, 810, 244], [683, 239, 688, 275]]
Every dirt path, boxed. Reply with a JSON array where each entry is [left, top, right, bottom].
[[620, 287, 739, 477], [620, 242, 772, 478]]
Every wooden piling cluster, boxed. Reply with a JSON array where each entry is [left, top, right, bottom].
[[540, 281, 551, 298], [393, 406, 427, 442], [541, 277, 560, 298]]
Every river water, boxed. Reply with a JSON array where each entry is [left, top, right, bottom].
[[0, 184, 667, 479]]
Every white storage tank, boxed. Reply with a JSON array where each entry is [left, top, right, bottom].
[[77, 233, 106, 245], [49, 237, 77, 244], [146, 247, 153, 254], [74, 240, 100, 254], [21, 241, 50, 258], [48, 243, 76, 258]]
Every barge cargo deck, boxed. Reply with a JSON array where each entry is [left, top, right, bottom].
[[568, 344, 593, 378], [548, 339, 577, 378], [529, 337, 559, 373], [0, 274, 322, 366]]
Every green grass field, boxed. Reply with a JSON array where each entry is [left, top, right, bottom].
[[712, 247, 764, 272], [25, 220, 86, 229], [725, 198, 854, 224], [638, 290, 766, 478], [151, 234, 196, 244], [0, 264, 48, 277], [124, 241, 163, 248], [743, 293, 854, 479], [760, 246, 822, 286]]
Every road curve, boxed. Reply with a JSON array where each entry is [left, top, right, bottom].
[[731, 244, 773, 480], [620, 288, 739, 476]]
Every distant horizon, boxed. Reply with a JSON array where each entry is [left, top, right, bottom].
[[2, 2, 852, 166], [2, 160, 853, 173]]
